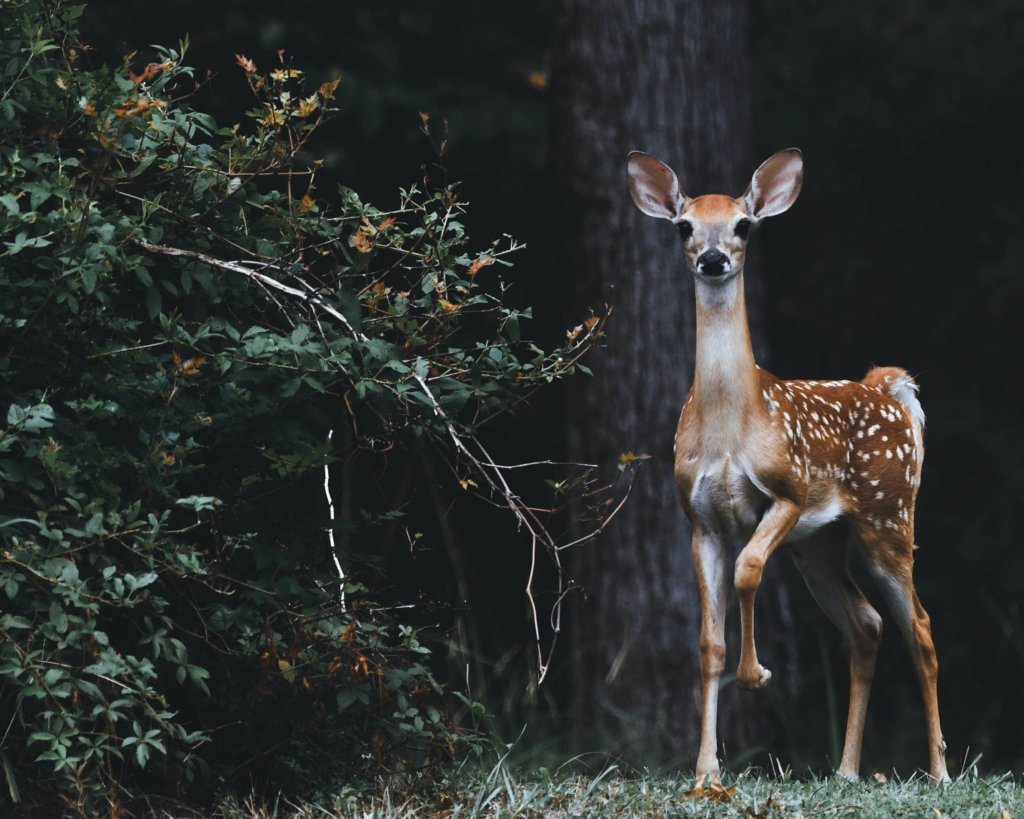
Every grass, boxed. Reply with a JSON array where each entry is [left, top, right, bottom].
[[211, 763, 1024, 818]]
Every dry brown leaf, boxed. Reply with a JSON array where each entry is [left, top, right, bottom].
[[352, 226, 375, 254], [235, 53, 256, 74], [467, 256, 495, 279], [683, 775, 736, 804], [130, 61, 173, 85], [872, 772, 887, 784]]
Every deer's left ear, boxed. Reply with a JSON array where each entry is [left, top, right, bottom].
[[743, 149, 803, 219]]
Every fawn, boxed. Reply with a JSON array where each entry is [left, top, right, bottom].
[[626, 148, 949, 782]]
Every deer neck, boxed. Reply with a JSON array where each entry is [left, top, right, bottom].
[[692, 272, 761, 453]]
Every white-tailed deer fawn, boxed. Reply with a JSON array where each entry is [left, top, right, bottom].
[[626, 149, 949, 782]]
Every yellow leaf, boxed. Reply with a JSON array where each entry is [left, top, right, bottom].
[[437, 298, 459, 314], [619, 452, 639, 464], [298, 194, 315, 214], [260, 108, 286, 126], [526, 70, 548, 90], [318, 77, 341, 99], [277, 659, 296, 683], [294, 94, 320, 118], [161, 452, 176, 466], [271, 68, 302, 81], [55, 75, 69, 90], [459, 478, 478, 491]]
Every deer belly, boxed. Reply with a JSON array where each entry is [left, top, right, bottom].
[[689, 460, 767, 537], [790, 489, 845, 540]]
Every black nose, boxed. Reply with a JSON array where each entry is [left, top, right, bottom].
[[697, 250, 728, 276]]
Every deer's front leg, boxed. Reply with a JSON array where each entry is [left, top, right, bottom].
[[692, 526, 728, 779], [735, 499, 800, 690]]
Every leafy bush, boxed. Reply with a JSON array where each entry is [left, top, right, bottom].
[[0, 2, 603, 814]]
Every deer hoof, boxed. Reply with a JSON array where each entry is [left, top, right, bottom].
[[737, 663, 772, 690]]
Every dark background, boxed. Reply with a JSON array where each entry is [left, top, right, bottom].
[[78, 0, 1024, 774]]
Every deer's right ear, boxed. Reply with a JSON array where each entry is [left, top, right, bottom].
[[627, 152, 687, 221]]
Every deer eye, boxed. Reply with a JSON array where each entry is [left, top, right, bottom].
[[677, 221, 694, 240], [734, 218, 751, 239]]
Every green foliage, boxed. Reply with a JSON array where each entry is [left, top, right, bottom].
[[0, 2, 600, 813]]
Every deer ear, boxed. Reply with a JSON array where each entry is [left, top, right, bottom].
[[744, 148, 803, 219], [627, 151, 687, 220]]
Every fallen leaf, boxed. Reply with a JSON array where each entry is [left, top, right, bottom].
[[872, 772, 887, 784], [683, 775, 736, 804]]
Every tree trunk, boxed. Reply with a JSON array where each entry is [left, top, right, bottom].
[[552, 0, 797, 767]]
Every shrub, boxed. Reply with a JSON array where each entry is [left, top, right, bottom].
[[0, 2, 604, 814]]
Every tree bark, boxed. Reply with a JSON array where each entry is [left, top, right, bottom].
[[552, 0, 796, 767]]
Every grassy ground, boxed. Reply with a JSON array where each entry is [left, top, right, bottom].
[[213, 765, 1024, 818]]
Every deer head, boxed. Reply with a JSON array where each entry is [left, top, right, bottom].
[[627, 149, 803, 282]]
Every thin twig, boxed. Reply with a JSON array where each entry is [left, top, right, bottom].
[[324, 428, 346, 613]]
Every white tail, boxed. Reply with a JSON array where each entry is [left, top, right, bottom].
[[627, 149, 949, 782]]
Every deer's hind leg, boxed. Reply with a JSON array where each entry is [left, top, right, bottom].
[[855, 524, 950, 782], [791, 535, 882, 780]]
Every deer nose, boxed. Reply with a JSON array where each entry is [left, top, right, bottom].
[[697, 250, 729, 277]]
